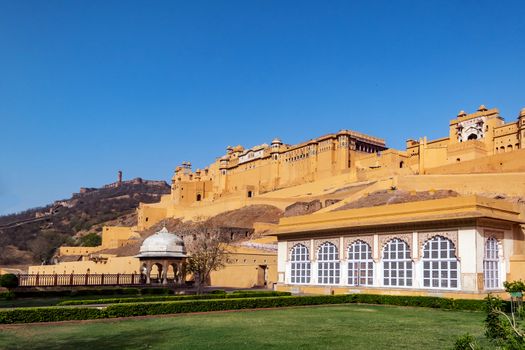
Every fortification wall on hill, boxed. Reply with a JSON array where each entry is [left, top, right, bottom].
[[424, 148, 525, 175], [396, 173, 525, 197]]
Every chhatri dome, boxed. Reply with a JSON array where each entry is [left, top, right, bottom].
[[137, 227, 186, 258]]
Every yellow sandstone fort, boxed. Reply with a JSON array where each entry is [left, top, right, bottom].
[[31, 105, 525, 295]]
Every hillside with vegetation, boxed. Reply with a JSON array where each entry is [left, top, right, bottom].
[[0, 180, 170, 266]]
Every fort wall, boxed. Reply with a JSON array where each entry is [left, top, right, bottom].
[[396, 173, 525, 196]]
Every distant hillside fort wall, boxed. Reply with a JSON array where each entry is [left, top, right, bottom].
[[134, 105, 525, 229]]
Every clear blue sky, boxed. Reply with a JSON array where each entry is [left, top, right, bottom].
[[1, 0, 524, 215]]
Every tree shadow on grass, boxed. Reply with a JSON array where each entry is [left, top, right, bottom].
[[2, 326, 180, 350]]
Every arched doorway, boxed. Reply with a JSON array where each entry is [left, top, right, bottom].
[[149, 263, 162, 284]]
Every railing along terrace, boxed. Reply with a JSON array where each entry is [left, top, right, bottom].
[[17, 273, 145, 287]]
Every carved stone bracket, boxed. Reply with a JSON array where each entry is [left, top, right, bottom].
[[343, 236, 374, 259], [313, 238, 340, 260], [286, 240, 311, 262], [378, 233, 413, 258], [418, 231, 459, 258]]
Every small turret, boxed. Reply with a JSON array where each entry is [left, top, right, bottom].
[[519, 108, 525, 127], [219, 155, 230, 169], [271, 138, 282, 152], [477, 105, 488, 112], [271, 138, 282, 146]]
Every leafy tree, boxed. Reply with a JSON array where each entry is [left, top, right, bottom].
[[505, 280, 525, 293], [0, 274, 19, 289], [177, 220, 229, 294], [79, 232, 102, 247]]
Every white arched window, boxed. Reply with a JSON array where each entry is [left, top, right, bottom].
[[290, 244, 311, 284], [382, 238, 412, 287], [422, 236, 459, 289], [317, 242, 340, 284], [348, 240, 374, 286], [484, 238, 500, 289]]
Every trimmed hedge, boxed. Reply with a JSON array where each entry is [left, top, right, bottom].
[[104, 295, 349, 318], [345, 294, 493, 311], [226, 291, 290, 298], [58, 291, 292, 306], [12, 287, 170, 299], [58, 294, 219, 306], [0, 291, 15, 300], [0, 306, 105, 324], [0, 293, 502, 324], [229, 290, 291, 296]]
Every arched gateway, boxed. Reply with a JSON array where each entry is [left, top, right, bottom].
[[137, 227, 187, 285]]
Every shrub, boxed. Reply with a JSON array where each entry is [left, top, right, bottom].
[[12, 287, 171, 299], [57, 291, 291, 306], [104, 296, 345, 318], [0, 306, 105, 324], [453, 333, 480, 350], [58, 294, 228, 306], [0, 291, 15, 300], [139, 288, 171, 295], [0, 274, 19, 289], [209, 290, 226, 294], [483, 294, 525, 348], [484, 294, 507, 340], [226, 291, 291, 298], [231, 290, 288, 295], [504, 280, 525, 293]]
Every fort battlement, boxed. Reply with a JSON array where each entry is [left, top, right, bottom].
[[133, 105, 525, 230]]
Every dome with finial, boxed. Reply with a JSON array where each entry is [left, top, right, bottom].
[[137, 227, 186, 258], [271, 138, 282, 145], [457, 110, 467, 117]]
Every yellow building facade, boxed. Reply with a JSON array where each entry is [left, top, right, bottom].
[[28, 104, 525, 293], [29, 243, 277, 289], [135, 105, 525, 230], [272, 196, 525, 298]]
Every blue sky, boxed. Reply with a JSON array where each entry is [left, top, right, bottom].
[[1, 0, 524, 215]]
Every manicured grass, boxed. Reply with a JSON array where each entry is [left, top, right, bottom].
[[0, 304, 488, 350]]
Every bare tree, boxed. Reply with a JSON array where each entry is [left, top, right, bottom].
[[179, 220, 230, 294]]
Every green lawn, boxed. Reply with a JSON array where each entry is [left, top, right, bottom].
[[0, 304, 488, 350]]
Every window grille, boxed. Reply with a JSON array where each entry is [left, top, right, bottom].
[[422, 236, 459, 289], [348, 240, 374, 286], [290, 244, 311, 284], [317, 242, 340, 284], [382, 239, 412, 287], [484, 238, 500, 289]]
